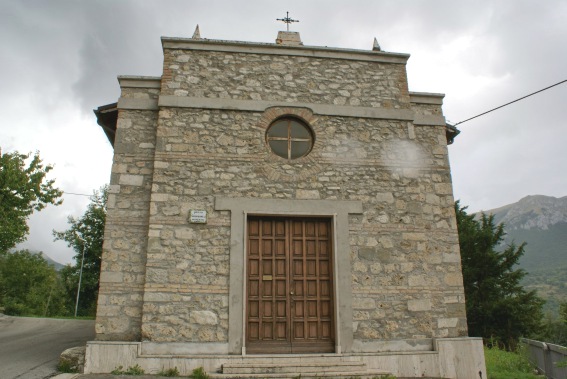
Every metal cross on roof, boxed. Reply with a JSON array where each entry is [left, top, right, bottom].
[[277, 11, 299, 32]]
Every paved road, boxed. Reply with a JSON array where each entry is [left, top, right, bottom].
[[0, 314, 95, 379]]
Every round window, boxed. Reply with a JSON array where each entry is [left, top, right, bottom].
[[266, 117, 314, 160]]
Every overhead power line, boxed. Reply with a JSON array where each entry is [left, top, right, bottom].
[[63, 191, 92, 197], [453, 79, 567, 127]]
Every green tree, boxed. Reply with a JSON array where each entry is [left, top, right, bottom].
[[538, 310, 567, 346], [54, 186, 107, 316], [561, 302, 567, 326], [455, 201, 544, 349], [0, 150, 63, 252], [0, 249, 67, 316]]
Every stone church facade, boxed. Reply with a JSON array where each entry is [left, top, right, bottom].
[[90, 30, 485, 378]]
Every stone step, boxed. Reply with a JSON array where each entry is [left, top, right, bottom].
[[210, 369, 391, 379], [222, 360, 366, 374], [227, 355, 363, 363]]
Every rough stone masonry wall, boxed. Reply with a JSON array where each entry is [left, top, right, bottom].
[[161, 49, 411, 109], [140, 109, 466, 343], [106, 46, 466, 345], [349, 123, 467, 342], [96, 84, 159, 340]]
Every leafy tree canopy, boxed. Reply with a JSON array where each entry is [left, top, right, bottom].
[[0, 150, 63, 252], [455, 201, 544, 349], [54, 186, 107, 316], [0, 249, 66, 316]]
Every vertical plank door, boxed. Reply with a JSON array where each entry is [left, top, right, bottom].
[[246, 216, 334, 354]]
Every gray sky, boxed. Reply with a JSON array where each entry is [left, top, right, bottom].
[[1, 0, 566, 264]]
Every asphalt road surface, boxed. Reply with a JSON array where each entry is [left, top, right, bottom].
[[0, 314, 95, 379]]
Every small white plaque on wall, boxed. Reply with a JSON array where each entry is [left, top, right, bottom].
[[189, 210, 207, 224]]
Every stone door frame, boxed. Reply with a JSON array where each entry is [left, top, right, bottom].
[[215, 197, 362, 355]]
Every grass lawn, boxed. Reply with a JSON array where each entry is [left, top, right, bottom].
[[485, 346, 543, 379]]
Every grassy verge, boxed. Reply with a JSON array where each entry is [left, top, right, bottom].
[[485, 345, 543, 379]]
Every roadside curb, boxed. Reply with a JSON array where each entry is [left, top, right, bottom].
[[51, 376, 167, 379]]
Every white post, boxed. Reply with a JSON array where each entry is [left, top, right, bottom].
[[74, 236, 86, 318]]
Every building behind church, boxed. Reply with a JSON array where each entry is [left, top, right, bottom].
[[90, 27, 485, 378]]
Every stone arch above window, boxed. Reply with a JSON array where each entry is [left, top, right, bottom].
[[266, 117, 313, 160], [258, 107, 318, 161]]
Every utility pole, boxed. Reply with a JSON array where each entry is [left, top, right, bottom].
[[74, 235, 86, 318]]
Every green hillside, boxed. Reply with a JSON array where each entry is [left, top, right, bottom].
[[521, 265, 567, 312], [479, 196, 567, 314], [504, 222, 567, 272], [510, 223, 567, 311]]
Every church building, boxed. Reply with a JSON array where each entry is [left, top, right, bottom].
[[90, 25, 485, 378]]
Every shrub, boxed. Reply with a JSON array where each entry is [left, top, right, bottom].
[[110, 364, 145, 375], [191, 366, 210, 379], [158, 366, 180, 377], [56, 360, 78, 374]]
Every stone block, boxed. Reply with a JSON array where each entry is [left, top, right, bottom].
[[443, 252, 461, 263], [402, 233, 426, 241], [408, 299, 431, 312], [59, 346, 86, 373], [146, 268, 168, 284], [434, 183, 453, 195], [375, 192, 394, 203], [100, 271, 123, 283], [296, 189, 320, 199], [191, 310, 219, 325], [151, 193, 169, 202], [379, 237, 394, 248], [438, 318, 459, 328], [353, 298, 376, 309], [119, 174, 144, 186], [444, 272, 463, 286], [363, 248, 391, 263]]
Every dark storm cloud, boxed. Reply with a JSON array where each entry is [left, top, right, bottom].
[[458, 2, 565, 100], [68, 0, 291, 112], [1, 0, 566, 262], [0, 1, 81, 103], [70, 2, 166, 112], [441, 1, 567, 210]]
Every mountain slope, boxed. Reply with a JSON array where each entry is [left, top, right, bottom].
[[479, 195, 567, 311], [27, 250, 65, 271], [7, 249, 66, 271], [490, 194, 567, 230], [38, 252, 65, 271]]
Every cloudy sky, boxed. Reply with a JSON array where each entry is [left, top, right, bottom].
[[1, 0, 566, 264]]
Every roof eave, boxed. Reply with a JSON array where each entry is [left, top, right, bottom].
[[94, 103, 118, 147]]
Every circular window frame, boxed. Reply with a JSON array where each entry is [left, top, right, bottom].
[[265, 117, 314, 160]]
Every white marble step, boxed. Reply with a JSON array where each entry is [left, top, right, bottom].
[[211, 369, 392, 379], [222, 360, 365, 374]]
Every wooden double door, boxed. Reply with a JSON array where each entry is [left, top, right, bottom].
[[246, 216, 335, 354]]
